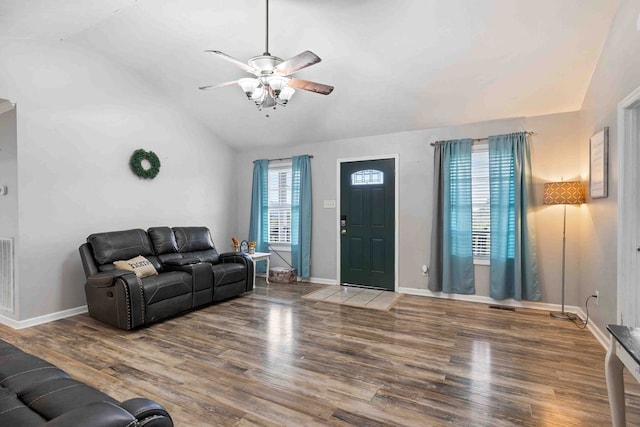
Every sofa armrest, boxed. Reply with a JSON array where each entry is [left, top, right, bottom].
[[219, 252, 254, 291], [84, 271, 145, 330], [163, 257, 200, 266], [86, 270, 134, 288], [219, 252, 251, 261], [121, 398, 173, 426], [163, 262, 213, 307], [45, 401, 136, 427]]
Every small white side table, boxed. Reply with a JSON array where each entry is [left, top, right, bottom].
[[249, 252, 270, 285]]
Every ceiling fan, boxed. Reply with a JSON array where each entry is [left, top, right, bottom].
[[198, 0, 334, 111]]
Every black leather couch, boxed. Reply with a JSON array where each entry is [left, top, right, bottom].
[[0, 338, 172, 426], [79, 226, 254, 330]]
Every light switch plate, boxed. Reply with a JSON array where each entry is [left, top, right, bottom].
[[0, 186, 7, 196], [323, 199, 336, 209]]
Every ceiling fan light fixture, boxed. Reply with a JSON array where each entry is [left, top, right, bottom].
[[251, 85, 265, 102], [266, 76, 289, 93], [279, 86, 295, 104], [238, 78, 260, 98]]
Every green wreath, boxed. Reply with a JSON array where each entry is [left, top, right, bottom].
[[130, 149, 161, 179]]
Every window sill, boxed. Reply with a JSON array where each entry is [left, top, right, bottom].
[[474, 258, 490, 266], [269, 244, 291, 253]]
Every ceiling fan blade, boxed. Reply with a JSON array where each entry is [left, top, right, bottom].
[[205, 50, 256, 74], [288, 78, 334, 95], [274, 50, 321, 76], [198, 80, 238, 90]]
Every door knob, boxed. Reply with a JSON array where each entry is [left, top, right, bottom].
[[341, 229, 347, 235]]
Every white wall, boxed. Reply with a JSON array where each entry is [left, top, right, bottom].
[[235, 112, 583, 305], [0, 106, 18, 239], [0, 40, 238, 322], [578, 0, 640, 335], [0, 106, 18, 319]]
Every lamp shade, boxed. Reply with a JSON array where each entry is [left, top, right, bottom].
[[543, 181, 585, 205], [238, 78, 260, 98]]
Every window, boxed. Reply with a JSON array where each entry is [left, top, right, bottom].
[[351, 169, 384, 186], [268, 164, 292, 244], [472, 143, 490, 260]]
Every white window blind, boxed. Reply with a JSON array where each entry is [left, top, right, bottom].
[[472, 143, 490, 259], [268, 164, 292, 244]]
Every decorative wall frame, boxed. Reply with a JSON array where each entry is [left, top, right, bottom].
[[589, 127, 608, 199]]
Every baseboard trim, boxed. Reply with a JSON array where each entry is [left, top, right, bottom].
[[307, 277, 338, 286], [574, 308, 610, 350], [397, 286, 582, 314], [0, 306, 88, 330]]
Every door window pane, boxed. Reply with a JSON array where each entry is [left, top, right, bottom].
[[351, 169, 384, 186]]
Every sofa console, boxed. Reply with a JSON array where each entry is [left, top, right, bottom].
[[0, 338, 172, 426], [79, 226, 254, 330]]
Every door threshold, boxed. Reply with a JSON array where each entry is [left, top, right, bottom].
[[341, 283, 392, 292]]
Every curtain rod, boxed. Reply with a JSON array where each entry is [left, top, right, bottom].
[[430, 131, 535, 147], [253, 155, 314, 163]]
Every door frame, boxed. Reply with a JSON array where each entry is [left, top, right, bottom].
[[336, 154, 399, 291], [617, 84, 640, 327]]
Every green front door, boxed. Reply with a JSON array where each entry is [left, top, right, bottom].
[[340, 159, 395, 290]]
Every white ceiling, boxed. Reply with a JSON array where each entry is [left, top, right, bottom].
[[0, 0, 619, 148]]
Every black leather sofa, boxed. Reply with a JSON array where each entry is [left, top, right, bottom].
[[0, 338, 172, 426], [79, 226, 254, 330]]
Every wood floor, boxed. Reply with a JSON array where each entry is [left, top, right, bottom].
[[2, 281, 640, 426]]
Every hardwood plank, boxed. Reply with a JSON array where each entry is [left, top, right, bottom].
[[1, 280, 639, 426]]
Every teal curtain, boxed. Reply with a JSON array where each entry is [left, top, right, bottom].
[[429, 139, 475, 294], [488, 132, 540, 301], [291, 155, 312, 279], [249, 159, 269, 272]]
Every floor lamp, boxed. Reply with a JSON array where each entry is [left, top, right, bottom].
[[543, 181, 585, 320]]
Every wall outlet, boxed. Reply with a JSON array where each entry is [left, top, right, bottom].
[[595, 290, 599, 305]]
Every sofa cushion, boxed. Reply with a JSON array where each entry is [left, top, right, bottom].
[[173, 227, 215, 252], [113, 255, 158, 278], [21, 377, 120, 421], [211, 263, 246, 287], [148, 226, 178, 255], [0, 387, 45, 426], [88, 229, 154, 266], [0, 352, 71, 391]]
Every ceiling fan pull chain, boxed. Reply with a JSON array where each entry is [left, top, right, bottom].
[[264, 0, 270, 55]]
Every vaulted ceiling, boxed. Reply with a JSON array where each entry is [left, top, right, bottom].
[[0, 0, 619, 147]]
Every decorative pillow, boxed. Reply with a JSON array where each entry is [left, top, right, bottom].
[[113, 255, 158, 278]]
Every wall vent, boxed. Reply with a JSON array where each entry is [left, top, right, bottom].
[[0, 238, 14, 313]]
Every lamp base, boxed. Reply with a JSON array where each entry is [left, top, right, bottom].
[[550, 311, 575, 320]]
